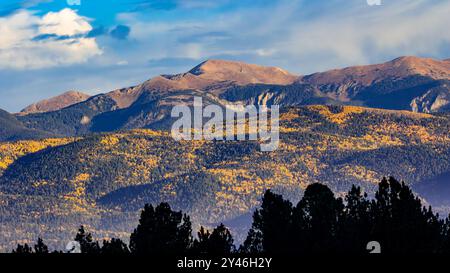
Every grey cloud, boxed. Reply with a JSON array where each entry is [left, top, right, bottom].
[[110, 25, 131, 40]]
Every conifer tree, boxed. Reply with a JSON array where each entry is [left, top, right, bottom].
[[249, 190, 293, 253], [34, 238, 49, 254], [129, 203, 193, 254], [75, 226, 101, 254], [101, 238, 130, 255], [13, 243, 33, 254]]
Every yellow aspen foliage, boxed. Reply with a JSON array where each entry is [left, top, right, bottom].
[[309, 105, 364, 124], [0, 138, 75, 171], [74, 173, 91, 182], [100, 136, 120, 146]]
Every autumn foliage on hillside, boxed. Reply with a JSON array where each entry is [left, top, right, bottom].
[[2, 106, 450, 251], [12, 177, 450, 255]]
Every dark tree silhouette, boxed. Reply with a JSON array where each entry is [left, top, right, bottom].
[[129, 203, 193, 254], [244, 190, 293, 254], [208, 224, 235, 254], [75, 226, 101, 254], [192, 226, 211, 254], [193, 224, 235, 255], [10, 178, 450, 255], [101, 238, 130, 255], [293, 183, 344, 253], [242, 178, 446, 255], [240, 228, 263, 254], [371, 177, 442, 254], [34, 238, 49, 254], [441, 217, 450, 253], [13, 243, 33, 254], [337, 185, 372, 253]]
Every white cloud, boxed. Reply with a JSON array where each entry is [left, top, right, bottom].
[[2, 0, 450, 112], [116, 60, 129, 66], [39, 8, 93, 36], [0, 8, 102, 70]]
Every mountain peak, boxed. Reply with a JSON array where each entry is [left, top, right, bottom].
[[142, 59, 297, 94], [20, 91, 91, 115], [188, 59, 296, 83], [190, 59, 289, 74], [300, 56, 450, 87], [388, 56, 450, 75], [391, 55, 424, 62], [185, 59, 297, 85]]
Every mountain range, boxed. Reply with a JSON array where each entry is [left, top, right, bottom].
[[1, 56, 450, 251], [0, 56, 448, 140]]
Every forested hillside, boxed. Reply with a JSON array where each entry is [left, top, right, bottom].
[[1, 105, 450, 250], [0, 109, 54, 142]]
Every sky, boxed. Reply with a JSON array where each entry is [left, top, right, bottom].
[[0, 0, 449, 112]]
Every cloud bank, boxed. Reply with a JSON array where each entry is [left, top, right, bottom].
[[1, 0, 450, 112], [117, 0, 450, 73], [0, 8, 102, 70]]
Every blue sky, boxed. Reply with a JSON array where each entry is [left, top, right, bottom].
[[0, 0, 449, 112]]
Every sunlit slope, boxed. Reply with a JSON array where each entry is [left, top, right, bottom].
[[1, 105, 450, 250], [3, 106, 450, 214], [0, 138, 76, 175]]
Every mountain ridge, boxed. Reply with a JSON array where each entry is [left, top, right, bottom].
[[20, 91, 91, 115], [299, 56, 450, 86], [0, 56, 448, 139], [0, 108, 54, 141], [13, 56, 450, 114]]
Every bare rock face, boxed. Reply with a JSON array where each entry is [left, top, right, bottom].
[[410, 83, 450, 113], [21, 91, 91, 115]]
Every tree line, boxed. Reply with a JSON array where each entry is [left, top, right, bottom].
[[12, 177, 450, 254]]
